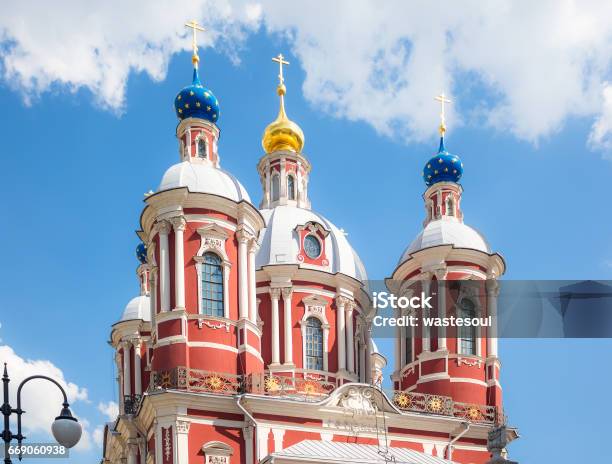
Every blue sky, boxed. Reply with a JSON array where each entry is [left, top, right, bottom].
[[1, 7, 612, 463]]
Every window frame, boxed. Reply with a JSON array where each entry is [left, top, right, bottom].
[[304, 317, 324, 371]]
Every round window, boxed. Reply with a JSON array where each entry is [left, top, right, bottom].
[[303, 235, 322, 259]]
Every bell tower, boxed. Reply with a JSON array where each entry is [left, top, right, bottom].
[[388, 95, 504, 414]]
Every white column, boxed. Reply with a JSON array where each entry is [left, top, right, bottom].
[[336, 296, 347, 372], [122, 341, 131, 397], [126, 440, 138, 464], [486, 279, 500, 358], [359, 343, 366, 382], [346, 302, 355, 373], [422, 279, 431, 352], [436, 270, 447, 350], [172, 217, 186, 310], [322, 325, 330, 372], [395, 324, 402, 373], [158, 221, 171, 312], [115, 352, 123, 412], [282, 287, 293, 365], [400, 325, 406, 366], [364, 324, 372, 383], [237, 229, 250, 320], [270, 288, 281, 365], [133, 340, 142, 395], [248, 240, 259, 323]]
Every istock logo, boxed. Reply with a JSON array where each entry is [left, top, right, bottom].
[[372, 291, 435, 309]]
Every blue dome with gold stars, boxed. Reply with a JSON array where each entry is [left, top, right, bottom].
[[174, 68, 219, 123], [136, 242, 147, 264], [423, 138, 463, 186]]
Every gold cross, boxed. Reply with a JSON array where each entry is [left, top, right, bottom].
[[434, 93, 452, 135], [185, 19, 205, 61], [272, 53, 290, 86]]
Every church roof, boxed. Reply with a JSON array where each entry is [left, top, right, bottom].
[[262, 440, 455, 464]]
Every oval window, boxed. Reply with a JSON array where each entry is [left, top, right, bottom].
[[304, 235, 321, 259]]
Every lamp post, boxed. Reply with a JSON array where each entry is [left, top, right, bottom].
[[1, 363, 82, 463]]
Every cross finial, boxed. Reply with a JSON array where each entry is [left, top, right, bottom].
[[185, 19, 206, 67], [272, 53, 290, 87], [434, 92, 452, 136]]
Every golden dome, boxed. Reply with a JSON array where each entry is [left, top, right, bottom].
[[262, 83, 305, 154]]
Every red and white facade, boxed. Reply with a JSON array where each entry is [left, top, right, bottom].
[[102, 62, 517, 464]]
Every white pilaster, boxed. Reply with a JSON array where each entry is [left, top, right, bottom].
[[435, 270, 447, 350], [237, 229, 250, 320], [158, 221, 171, 312], [422, 279, 431, 352], [486, 279, 500, 358], [346, 302, 355, 373], [172, 217, 186, 310], [364, 324, 372, 383], [248, 240, 259, 323], [282, 287, 293, 365], [270, 288, 281, 365], [335, 296, 347, 372], [175, 420, 190, 464], [122, 341, 131, 398], [133, 340, 142, 395]]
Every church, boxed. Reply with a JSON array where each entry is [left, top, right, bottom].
[[101, 21, 518, 464]]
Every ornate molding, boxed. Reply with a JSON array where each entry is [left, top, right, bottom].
[[176, 420, 190, 434], [270, 288, 282, 299], [157, 220, 171, 235], [335, 295, 351, 308], [171, 216, 187, 231], [281, 287, 293, 300], [196, 318, 231, 332], [337, 386, 377, 416]]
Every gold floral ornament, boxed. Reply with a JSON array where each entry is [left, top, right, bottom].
[[466, 405, 482, 421], [159, 372, 172, 389], [204, 375, 225, 392], [427, 396, 443, 413], [264, 376, 280, 392], [300, 380, 319, 395], [393, 392, 412, 409]]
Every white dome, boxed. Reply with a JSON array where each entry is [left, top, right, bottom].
[[158, 162, 251, 202], [400, 218, 490, 263], [120, 296, 151, 322], [256, 206, 367, 282]]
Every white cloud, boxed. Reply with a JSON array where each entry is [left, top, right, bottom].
[[1, 1, 612, 152], [0, 345, 88, 439], [0, 0, 261, 111], [97, 401, 119, 421], [93, 425, 105, 448]]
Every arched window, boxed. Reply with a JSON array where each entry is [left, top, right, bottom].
[[458, 299, 476, 355], [201, 252, 223, 316], [271, 174, 280, 202], [287, 175, 295, 200], [446, 196, 455, 216], [304, 317, 323, 370], [197, 138, 207, 159]]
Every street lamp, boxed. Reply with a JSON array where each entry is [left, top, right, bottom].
[[1, 363, 82, 463]]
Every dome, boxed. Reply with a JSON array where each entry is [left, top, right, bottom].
[[119, 295, 150, 322], [400, 217, 490, 263], [262, 84, 304, 154], [158, 161, 251, 202], [256, 206, 367, 281], [174, 68, 219, 123], [136, 243, 147, 264], [423, 138, 463, 186]]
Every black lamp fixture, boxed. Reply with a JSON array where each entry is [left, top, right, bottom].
[[1, 363, 82, 463]]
